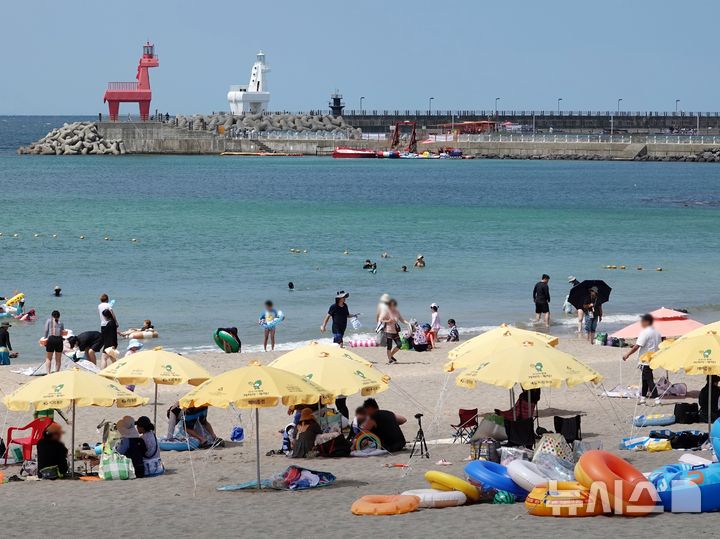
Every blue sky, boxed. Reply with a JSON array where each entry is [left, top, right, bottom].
[[2, 0, 718, 114]]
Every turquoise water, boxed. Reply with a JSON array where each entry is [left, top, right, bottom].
[[2, 116, 720, 359]]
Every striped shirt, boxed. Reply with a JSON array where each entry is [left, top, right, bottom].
[[44, 318, 64, 338]]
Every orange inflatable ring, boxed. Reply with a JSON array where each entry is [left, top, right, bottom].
[[351, 495, 421, 516], [525, 481, 606, 517], [574, 450, 658, 516]]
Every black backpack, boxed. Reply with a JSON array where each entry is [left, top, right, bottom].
[[673, 403, 699, 424]]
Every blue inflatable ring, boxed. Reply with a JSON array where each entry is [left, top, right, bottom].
[[159, 437, 201, 452], [464, 460, 528, 500]]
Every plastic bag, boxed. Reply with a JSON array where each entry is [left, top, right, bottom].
[[572, 439, 602, 461], [532, 452, 575, 481], [499, 446, 532, 467], [533, 433, 574, 464], [350, 316, 362, 330]]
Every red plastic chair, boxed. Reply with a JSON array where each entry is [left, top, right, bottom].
[[451, 408, 478, 443], [4, 417, 52, 464]]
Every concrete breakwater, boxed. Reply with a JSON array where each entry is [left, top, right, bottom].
[[17, 122, 126, 155]]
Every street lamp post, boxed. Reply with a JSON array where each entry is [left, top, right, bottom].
[[495, 97, 500, 116], [359, 96, 365, 112], [557, 98, 563, 114], [428, 97, 434, 115], [675, 99, 680, 113], [617, 98, 623, 114]]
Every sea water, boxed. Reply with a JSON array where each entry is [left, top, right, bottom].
[[2, 116, 720, 359]]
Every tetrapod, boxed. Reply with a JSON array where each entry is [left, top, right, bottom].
[[409, 413, 429, 459]]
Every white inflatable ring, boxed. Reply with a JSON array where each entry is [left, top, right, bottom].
[[507, 460, 550, 492], [400, 488, 467, 508]]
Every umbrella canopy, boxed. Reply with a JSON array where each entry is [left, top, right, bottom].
[[445, 324, 559, 372], [179, 361, 333, 489], [567, 280, 612, 310], [455, 340, 603, 389], [2, 368, 148, 477], [100, 349, 211, 425], [3, 368, 147, 411], [99, 350, 210, 386], [675, 320, 720, 341], [268, 343, 389, 396], [610, 308, 704, 339]]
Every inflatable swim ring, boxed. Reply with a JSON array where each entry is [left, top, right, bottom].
[[351, 495, 420, 516], [633, 414, 675, 427], [38, 338, 48, 347], [4, 293, 24, 307], [648, 462, 720, 513], [159, 438, 201, 452], [424, 470, 481, 503], [213, 329, 240, 353], [464, 460, 527, 500], [574, 450, 658, 516], [508, 460, 552, 492], [127, 330, 159, 340], [525, 481, 606, 517], [401, 489, 466, 508], [261, 310, 285, 330], [352, 432, 382, 451]]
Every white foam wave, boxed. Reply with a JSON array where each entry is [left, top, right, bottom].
[[554, 313, 640, 326]]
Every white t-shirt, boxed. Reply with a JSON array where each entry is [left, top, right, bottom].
[[636, 326, 662, 364], [98, 302, 112, 326], [430, 312, 442, 332]]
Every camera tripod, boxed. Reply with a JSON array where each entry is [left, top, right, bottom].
[[409, 413, 429, 459]]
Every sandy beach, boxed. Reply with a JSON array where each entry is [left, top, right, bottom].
[[2, 336, 720, 538]]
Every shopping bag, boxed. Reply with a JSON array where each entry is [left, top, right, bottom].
[[99, 453, 135, 480]]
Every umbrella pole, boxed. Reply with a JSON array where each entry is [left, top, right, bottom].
[[709, 375, 712, 437], [255, 408, 261, 490], [154, 383, 158, 427], [510, 387, 516, 421], [70, 401, 76, 479]]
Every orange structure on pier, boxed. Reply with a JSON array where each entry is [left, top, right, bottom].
[[103, 42, 159, 121]]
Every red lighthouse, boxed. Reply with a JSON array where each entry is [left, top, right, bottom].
[[103, 42, 159, 121]]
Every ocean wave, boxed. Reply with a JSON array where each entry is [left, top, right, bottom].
[[554, 313, 640, 326]]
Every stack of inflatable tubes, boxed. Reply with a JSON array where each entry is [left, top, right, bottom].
[[464, 460, 528, 501], [351, 495, 420, 515], [424, 470, 481, 503], [648, 462, 720, 512], [573, 450, 658, 516], [347, 338, 377, 348], [401, 489, 467, 508]]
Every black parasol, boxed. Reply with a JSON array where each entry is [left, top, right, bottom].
[[567, 280, 612, 310]]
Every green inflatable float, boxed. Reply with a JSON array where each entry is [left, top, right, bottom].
[[213, 328, 241, 353]]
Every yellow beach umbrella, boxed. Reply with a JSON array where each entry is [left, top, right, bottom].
[[445, 324, 560, 372], [99, 349, 211, 425], [455, 340, 603, 389], [180, 361, 333, 489], [268, 342, 389, 396], [674, 321, 720, 341], [3, 368, 148, 476], [648, 330, 720, 434]]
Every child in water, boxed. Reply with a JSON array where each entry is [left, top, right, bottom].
[[259, 300, 279, 351]]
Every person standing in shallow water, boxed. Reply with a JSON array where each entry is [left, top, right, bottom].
[[320, 291, 357, 348], [533, 274, 551, 327]]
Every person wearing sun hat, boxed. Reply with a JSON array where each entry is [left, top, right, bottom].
[[37, 422, 68, 477], [291, 408, 321, 458], [114, 415, 147, 478], [414, 254, 425, 268], [320, 290, 357, 348]]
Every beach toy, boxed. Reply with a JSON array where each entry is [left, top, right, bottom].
[[648, 462, 720, 512], [4, 293, 24, 307], [401, 488, 466, 508], [493, 490, 516, 504], [507, 460, 552, 492], [525, 481, 606, 517], [424, 470, 481, 502], [632, 413, 675, 427], [38, 338, 48, 347], [213, 329, 240, 353], [347, 338, 377, 348], [464, 460, 527, 501], [126, 330, 159, 340], [574, 450, 658, 516], [352, 432, 382, 451], [261, 310, 285, 330], [351, 495, 420, 516], [159, 437, 201, 451]]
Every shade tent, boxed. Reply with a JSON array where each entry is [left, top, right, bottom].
[[99, 349, 211, 425], [268, 342, 390, 396], [2, 368, 148, 477], [179, 362, 333, 489], [611, 308, 704, 339]]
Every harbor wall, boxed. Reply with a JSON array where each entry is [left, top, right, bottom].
[[97, 122, 720, 160]]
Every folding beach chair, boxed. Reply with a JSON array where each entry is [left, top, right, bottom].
[[553, 415, 582, 444], [503, 418, 535, 449], [451, 408, 478, 443]]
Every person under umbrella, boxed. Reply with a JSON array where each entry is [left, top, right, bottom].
[[567, 280, 612, 343]]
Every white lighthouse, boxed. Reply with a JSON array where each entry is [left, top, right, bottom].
[[227, 51, 270, 115]]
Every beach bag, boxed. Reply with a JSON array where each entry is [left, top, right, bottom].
[[472, 414, 507, 442], [39, 465, 63, 480], [673, 403, 699, 424], [143, 457, 165, 477], [532, 433, 573, 464], [316, 433, 351, 458], [594, 332, 607, 346], [99, 453, 135, 480], [669, 383, 688, 397], [475, 438, 501, 463], [499, 446, 532, 467], [20, 459, 38, 477]]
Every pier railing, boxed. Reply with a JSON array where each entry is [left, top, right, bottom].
[[456, 134, 720, 145], [226, 129, 356, 141]]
